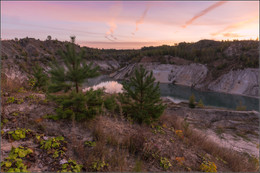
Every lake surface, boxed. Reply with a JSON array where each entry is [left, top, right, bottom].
[[84, 75, 259, 111]]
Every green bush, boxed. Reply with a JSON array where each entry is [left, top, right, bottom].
[[31, 64, 48, 91], [7, 128, 32, 141], [49, 89, 104, 121], [160, 157, 172, 170], [197, 99, 204, 108], [60, 159, 82, 172], [104, 95, 119, 113], [189, 94, 196, 108]]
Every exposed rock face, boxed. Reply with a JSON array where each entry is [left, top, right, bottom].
[[167, 63, 208, 86], [110, 63, 137, 79], [110, 62, 259, 97], [93, 60, 120, 72], [2, 65, 28, 81], [208, 68, 259, 97], [111, 63, 208, 86]]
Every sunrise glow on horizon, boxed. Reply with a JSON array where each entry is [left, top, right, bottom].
[[1, 1, 259, 49]]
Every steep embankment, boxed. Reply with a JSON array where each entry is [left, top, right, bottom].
[[110, 61, 259, 97], [208, 68, 258, 96], [1, 38, 121, 83]]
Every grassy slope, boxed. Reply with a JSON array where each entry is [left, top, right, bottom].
[[1, 85, 258, 172]]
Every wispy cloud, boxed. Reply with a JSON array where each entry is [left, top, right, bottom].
[[132, 4, 151, 35], [222, 33, 244, 38], [105, 2, 122, 41], [135, 5, 150, 31], [182, 1, 227, 28], [211, 16, 258, 36]]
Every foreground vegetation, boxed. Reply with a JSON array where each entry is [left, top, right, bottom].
[[1, 74, 259, 172]]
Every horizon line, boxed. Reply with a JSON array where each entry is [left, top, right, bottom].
[[2, 36, 259, 50]]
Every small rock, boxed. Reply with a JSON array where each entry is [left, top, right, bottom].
[[60, 159, 68, 164]]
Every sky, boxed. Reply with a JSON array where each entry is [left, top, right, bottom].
[[1, 1, 259, 49]]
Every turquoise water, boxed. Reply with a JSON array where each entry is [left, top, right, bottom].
[[84, 76, 259, 111], [159, 83, 259, 111]]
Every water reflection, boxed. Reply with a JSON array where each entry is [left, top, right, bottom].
[[83, 76, 259, 111], [83, 81, 123, 93]]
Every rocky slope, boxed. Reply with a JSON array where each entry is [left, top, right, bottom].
[[163, 98, 259, 157], [1, 38, 121, 83], [110, 61, 259, 97], [208, 68, 258, 96]]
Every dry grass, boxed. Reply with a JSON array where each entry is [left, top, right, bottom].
[[74, 118, 129, 171], [108, 147, 127, 171], [122, 131, 146, 154], [1, 73, 27, 93], [160, 114, 259, 172]]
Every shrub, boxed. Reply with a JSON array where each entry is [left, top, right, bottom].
[[197, 99, 204, 108], [31, 64, 48, 91], [175, 157, 185, 165], [39, 136, 67, 159], [6, 97, 15, 104], [189, 94, 196, 108], [49, 89, 104, 121], [200, 161, 217, 172], [160, 157, 172, 170], [104, 95, 119, 112], [28, 78, 36, 88], [236, 101, 247, 111], [17, 87, 26, 93], [91, 160, 109, 171], [7, 128, 32, 141], [6, 97, 24, 104], [60, 159, 82, 172], [84, 140, 96, 147]]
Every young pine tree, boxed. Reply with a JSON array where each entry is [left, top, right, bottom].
[[189, 94, 196, 108], [121, 65, 165, 124], [47, 36, 101, 121], [31, 64, 48, 91], [48, 36, 99, 93]]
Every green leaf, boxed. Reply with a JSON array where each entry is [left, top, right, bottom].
[[12, 134, 20, 140], [27, 148, 33, 154], [7, 168, 15, 172], [18, 150, 27, 158], [19, 133, 26, 139], [5, 161, 12, 167], [62, 163, 68, 169], [53, 151, 59, 158]]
